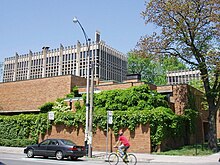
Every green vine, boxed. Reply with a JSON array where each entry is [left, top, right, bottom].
[[0, 113, 48, 143], [0, 84, 196, 149]]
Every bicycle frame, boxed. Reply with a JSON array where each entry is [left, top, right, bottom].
[[115, 148, 127, 157], [108, 148, 137, 165]]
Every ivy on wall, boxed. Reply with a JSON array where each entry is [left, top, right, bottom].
[[0, 113, 48, 143], [0, 84, 197, 149]]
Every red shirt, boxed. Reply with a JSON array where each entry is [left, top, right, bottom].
[[119, 135, 130, 146]]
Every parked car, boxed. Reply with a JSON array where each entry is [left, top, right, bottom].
[[24, 139, 86, 160]]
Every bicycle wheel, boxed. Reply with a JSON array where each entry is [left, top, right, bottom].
[[126, 153, 137, 165], [108, 153, 119, 165]]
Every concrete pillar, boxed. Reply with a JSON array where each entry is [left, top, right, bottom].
[[58, 44, 64, 76], [42, 47, 49, 78], [13, 53, 19, 81], [27, 50, 32, 79], [76, 41, 81, 76]]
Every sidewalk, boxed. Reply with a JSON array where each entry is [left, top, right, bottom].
[[0, 146, 219, 163], [91, 151, 220, 163]]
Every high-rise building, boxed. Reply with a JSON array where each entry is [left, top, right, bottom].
[[3, 32, 127, 83]]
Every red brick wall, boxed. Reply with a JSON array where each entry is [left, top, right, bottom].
[[40, 124, 151, 153], [2, 75, 219, 151], [78, 82, 156, 93], [0, 75, 86, 112], [172, 85, 188, 115]]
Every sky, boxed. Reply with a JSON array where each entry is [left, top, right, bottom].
[[0, 0, 154, 62]]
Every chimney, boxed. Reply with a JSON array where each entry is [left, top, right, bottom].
[[124, 74, 141, 83]]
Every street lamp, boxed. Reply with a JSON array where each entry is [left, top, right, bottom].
[[73, 17, 92, 157]]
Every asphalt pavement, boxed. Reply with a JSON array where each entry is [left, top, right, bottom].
[[0, 146, 220, 164]]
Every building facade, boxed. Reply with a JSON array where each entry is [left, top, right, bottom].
[[0, 73, 219, 152], [166, 70, 201, 85], [0, 75, 87, 113], [3, 32, 127, 83]]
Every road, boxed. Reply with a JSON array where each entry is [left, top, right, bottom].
[[0, 153, 220, 165], [0, 153, 102, 165]]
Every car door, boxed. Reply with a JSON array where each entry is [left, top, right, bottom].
[[34, 139, 50, 156], [47, 139, 59, 157]]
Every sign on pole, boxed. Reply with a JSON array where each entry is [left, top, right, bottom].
[[108, 111, 113, 124], [106, 111, 113, 159], [48, 111, 54, 120]]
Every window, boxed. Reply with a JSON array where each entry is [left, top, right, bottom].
[[49, 140, 59, 145], [40, 140, 50, 145]]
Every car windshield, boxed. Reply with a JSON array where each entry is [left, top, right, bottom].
[[61, 139, 76, 146]]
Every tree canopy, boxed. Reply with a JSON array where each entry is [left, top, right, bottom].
[[127, 51, 187, 85], [139, 0, 220, 151]]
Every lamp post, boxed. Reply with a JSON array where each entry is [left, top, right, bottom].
[[73, 17, 90, 156]]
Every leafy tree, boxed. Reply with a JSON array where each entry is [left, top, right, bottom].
[[161, 55, 187, 71], [139, 0, 220, 151], [127, 51, 187, 85], [127, 51, 165, 85], [127, 51, 151, 76], [189, 79, 204, 92]]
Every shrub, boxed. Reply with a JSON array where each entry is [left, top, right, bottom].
[[0, 138, 37, 147], [38, 102, 54, 113]]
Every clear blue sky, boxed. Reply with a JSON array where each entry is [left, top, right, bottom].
[[0, 0, 153, 62]]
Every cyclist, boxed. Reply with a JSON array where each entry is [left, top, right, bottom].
[[113, 131, 130, 158]]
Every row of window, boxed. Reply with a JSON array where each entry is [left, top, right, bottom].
[[4, 52, 125, 72], [167, 74, 200, 84], [3, 49, 127, 82]]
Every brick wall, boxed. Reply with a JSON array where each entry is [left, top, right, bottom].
[[40, 124, 151, 153], [172, 85, 189, 115], [78, 81, 156, 93], [157, 85, 213, 148], [1, 74, 219, 151], [0, 75, 86, 112]]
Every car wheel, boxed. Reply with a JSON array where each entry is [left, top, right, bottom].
[[27, 149, 34, 158], [55, 151, 63, 160]]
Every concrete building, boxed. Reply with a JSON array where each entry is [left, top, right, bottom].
[[3, 32, 127, 83], [167, 70, 201, 85]]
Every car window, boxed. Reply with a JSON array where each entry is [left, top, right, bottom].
[[49, 140, 59, 145], [40, 139, 50, 145], [61, 139, 76, 146]]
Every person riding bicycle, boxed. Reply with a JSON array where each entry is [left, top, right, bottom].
[[113, 131, 130, 158]]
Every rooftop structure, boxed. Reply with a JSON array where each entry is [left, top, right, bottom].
[[166, 70, 201, 85]]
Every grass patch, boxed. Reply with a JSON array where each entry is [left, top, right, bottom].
[[155, 144, 215, 156]]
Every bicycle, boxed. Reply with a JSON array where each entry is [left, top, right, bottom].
[[108, 147, 137, 165]]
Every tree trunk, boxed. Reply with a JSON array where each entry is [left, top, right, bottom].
[[207, 105, 218, 152], [200, 68, 219, 152]]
